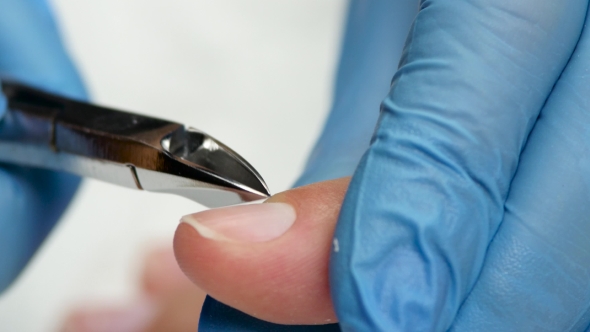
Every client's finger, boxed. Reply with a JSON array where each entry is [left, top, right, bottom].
[[62, 247, 206, 332], [141, 247, 198, 297], [174, 177, 349, 325]]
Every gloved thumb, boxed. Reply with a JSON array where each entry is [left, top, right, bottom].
[[173, 177, 349, 325]]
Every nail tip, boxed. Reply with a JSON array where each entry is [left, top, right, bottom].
[[180, 217, 231, 242]]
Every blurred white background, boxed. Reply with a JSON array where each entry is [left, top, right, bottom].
[[0, 1, 345, 330]]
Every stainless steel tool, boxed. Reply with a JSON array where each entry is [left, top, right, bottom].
[[0, 82, 270, 207]]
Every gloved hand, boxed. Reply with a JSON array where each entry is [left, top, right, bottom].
[[332, 0, 590, 330], [0, 0, 86, 292], [172, 0, 590, 331]]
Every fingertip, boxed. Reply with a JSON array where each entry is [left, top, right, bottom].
[[172, 178, 350, 324]]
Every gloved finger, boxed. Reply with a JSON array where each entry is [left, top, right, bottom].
[[173, 178, 349, 325], [0, 0, 86, 292], [331, 1, 589, 331], [450, 6, 590, 331], [295, 0, 418, 187], [0, 0, 85, 97]]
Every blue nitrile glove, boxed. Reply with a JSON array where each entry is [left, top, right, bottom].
[[201, 0, 590, 331], [0, 0, 86, 291], [331, 0, 590, 331], [449, 5, 590, 332]]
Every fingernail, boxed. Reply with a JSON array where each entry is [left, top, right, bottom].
[[180, 202, 296, 243]]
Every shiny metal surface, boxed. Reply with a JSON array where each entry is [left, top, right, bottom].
[[0, 82, 270, 207]]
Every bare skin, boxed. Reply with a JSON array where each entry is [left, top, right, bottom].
[[62, 248, 207, 332], [174, 177, 349, 325]]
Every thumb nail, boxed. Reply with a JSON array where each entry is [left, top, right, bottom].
[[180, 202, 296, 243]]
